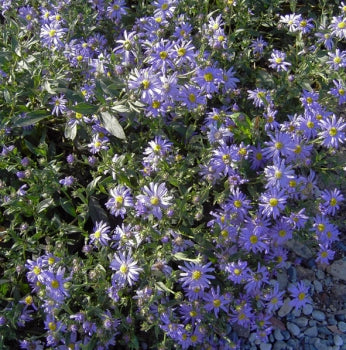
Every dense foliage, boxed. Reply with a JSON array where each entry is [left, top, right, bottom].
[[0, 0, 345, 349]]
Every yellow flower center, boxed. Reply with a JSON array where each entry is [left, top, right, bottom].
[[234, 200, 242, 208], [317, 224, 325, 232], [155, 17, 162, 23], [115, 196, 123, 205], [269, 198, 278, 206], [159, 51, 168, 59], [218, 35, 225, 42], [120, 264, 128, 274], [275, 171, 282, 179], [279, 229, 286, 237], [329, 127, 337, 136], [213, 23, 219, 30], [33, 266, 41, 275], [51, 280, 59, 289], [221, 230, 228, 238], [256, 152, 263, 160], [298, 292, 305, 301], [49, 322, 56, 331], [152, 100, 161, 109], [94, 141, 101, 148], [150, 196, 159, 206], [250, 235, 258, 244], [306, 97, 313, 104], [177, 47, 186, 56], [75, 112, 83, 119], [161, 3, 168, 10], [338, 21, 345, 29], [49, 29, 56, 37], [113, 4, 120, 10], [204, 73, 214, 82], [142, 80, 150, 89], [48, 257, 55, 265], [153, 144, 161, 152], [294, 145, 301, 154], [234, 268, 241, 275], [94, 230, 101, 239], [25, 296, 33, 305], [275, 57, 283, 64], [330, 197, 337, 206], [338, 89, 345, 96], [191, 335, 198, 343], [222, 154, 230, 163], [300, 20, 307, 27], [239, 148, 247, 156], [77, 55, 83, 62], [188, 93, 196, 103], [321, 251, 328, 258], [334, 57, 341, 64], [26, 14, 32, 20], [307, 121, 314, 129], [289, 180, 297, 187], [192, 270, 202, 280], [275, 142, 283, 150], [190, 310, 197, 317], [213, 299, 221, 307]]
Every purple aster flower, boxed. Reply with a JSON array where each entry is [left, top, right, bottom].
[[245, 263, 270, 295], [263, 131, 294, 160], [110, 251, 143, 287], [42, 267, 70, 302], [59, 176, 75, 187], [270, 220, 293, 244], [279, 13, 302, 32], [105, 185, 133, 218], [88, 134, 109, 154], [135, 182, 173, 220], [25, 257, 45, 286], [250, 36, 268, 55], [128, 68, 161, 104], [318, 114, 346, 149], [297, 17, 314, 34], [19, 339, 44, 350], [143, 136, 172, 160], [226, 260, 250, 284], [89, 220, 111, 246], [315, 25, 334, 50], [265, 246, 288, 269], [329, 79, 346, 105], [316, 244, 335, 264], [289, 281, 312, 310], [193, 67, 224, 96], [268, 50, 291, 72], [264, 159, 295, 189], [259, 188, 287, 219], [112, 223, 142, 249], [17, 184, 28, 196], [146, 39, 175, 73], [263, 283, 284, 313], [284, 208, 309, 229], [249, 144, 268, 170], [225, 188, 252, 220], [222, 66, 239, 91], [203, 286, 229, 317], [178, 84, 207, 109], [50, 94, 67, 116], [247, 88, 272, 108], [173, 40, 196, 67], [230, 300, 254, 327], [106, 0, 127, 23], [40, 22, 66, 49], [329, 16, 346, 39], [239, 224, 269, 254], [178, 261, 215, 290], [320, 188, 344, 216], [327, 49, 346, 70], [210, 144, 240, 177]]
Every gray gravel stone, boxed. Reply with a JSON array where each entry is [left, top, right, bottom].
[[274, 329, 284, 341], [287, 322, 300, 336], [313, 280, 323, 293], [273, 341, 287, 350], [316, 269, 325, 280], [305, 326, 318, 337], [338, 321, 346, 333], [260, 343, 272, 350], [303, 303, 314, 315], [309, 320, 317, 327], [334, 335, 343, 346], [292, 307, 302, 317], [278, 298, 293, 317], [312, 310, 326, 322], [295, 317, 309, 327], [328, 317, 337, 325]]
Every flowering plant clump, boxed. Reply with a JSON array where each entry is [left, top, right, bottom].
[[0, 0, 345, 349]]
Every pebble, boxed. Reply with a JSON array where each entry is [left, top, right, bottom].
[[278, 298, 293, 318], [287, 322, 300, 337], [276, 270, 288, 290], [305, 326, 318, 337], [273, 341, 287, 350], [338, 321, 346, 333], [334, 335, 343, 346], [303, 303, 314, 316], [287, 266, 297, 283], [316, 269, 325, 280], [313, 280, 323, 293], [328, 317, 337, 325], [312, 310, 326, 322], [274, 329, 284, 341], [295, 317, 309, 327], [327, 259, 346, 281], [260, 343, 272, 350], [292, 307, 301, 317]]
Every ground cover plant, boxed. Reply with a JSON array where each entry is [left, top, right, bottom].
[[0, 0, 345, 349]]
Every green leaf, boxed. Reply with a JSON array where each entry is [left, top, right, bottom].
[[88, 196, 108, 223], [12, 110, 50, 127], [69, 103, 99, 115], [64, 123, 77, 140], [172, 252, 202, 263], [99, 111, 126, 140], [59, 198, 76, 217], [37, 198, 55, 213], [155, 281, 175, 294]]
